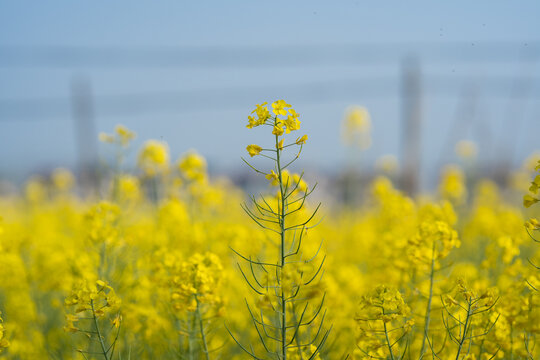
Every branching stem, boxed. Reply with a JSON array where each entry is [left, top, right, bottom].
[[276, 128, 288, 360], [420, 243, 436, 358]]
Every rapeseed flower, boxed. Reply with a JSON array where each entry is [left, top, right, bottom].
[[178, 150, 207, 182], [295, 134, 308, 145], [266, 170, 279, 185], [0, 312, 8, 352], [138, 140, 170, 176], [246, 144, 262, 157], [271, 99, 291, 116]]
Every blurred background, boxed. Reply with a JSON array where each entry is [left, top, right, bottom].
[[0, 1, 539, 196]]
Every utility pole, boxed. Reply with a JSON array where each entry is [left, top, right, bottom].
[[71, 76, 98, 195], [400, 58, 422, 196]]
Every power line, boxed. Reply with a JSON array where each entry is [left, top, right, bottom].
[[0, 75, 538, 120], [0, 42, 538, 68]]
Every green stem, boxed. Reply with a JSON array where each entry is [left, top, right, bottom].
[[420, 243, 436, 358], [382, 309, 395, 360], [189, 311, 196, 360], [291, 303, 304, 360], [90, 299, 110, 360], [111, 147, 122, 201], [455, 301, 472, 360], [276, 129, 287, 360], [510, 323, 514, 360], [477, 337, 485, 360], [174, 317, 183, 357], [195, 295, 210, 360], [99, 242, 106, 279]]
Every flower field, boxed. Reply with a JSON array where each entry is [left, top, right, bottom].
[[0, 101, 539, 359]]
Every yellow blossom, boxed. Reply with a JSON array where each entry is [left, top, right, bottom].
[[99, 132, 115, 143], [51, 168, 75, 191], [248, 102, 270, 128], [284, 110, 301, 133], [529, 175, 540, 194], [138, 140, 170, 176], [63, 314, 79, 333], [115, 124, 136, 146], [295, 135, 308, 145], [524, 194, 539, 208], [178, 151, 207, 182], [342, 105, 371, 149], [292, 174, 308, 193], [246, 144, 262, 157], [99, 124, 136, 147], [439, 165, 467, 204], [271, 99, 291, 116], [272, 124, 284, 136], [116, 174, 141, 202], [112, 314, 122, 329], [0, 312, 8, 352], [266, 170, 279, 186], [525, 218, 540, 230]]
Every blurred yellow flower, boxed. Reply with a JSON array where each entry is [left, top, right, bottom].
[[99, 132, 115, 143], [178, 151, 207, 182], [115, 124, 136, 146], [342, 105, 372, 149], [51, 168, 75, 191], [138, 140, 170, 176], [525, 218, 539, 230], [524, 194, 539, 208], [375, 154, 398, 175], [455, 140, 478, 160]]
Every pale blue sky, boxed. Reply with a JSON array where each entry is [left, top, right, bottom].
[[0, 1, 539, 186]]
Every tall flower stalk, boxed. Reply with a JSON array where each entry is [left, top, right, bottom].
[[229, 100, 330, 359], [64, 279, 122, 360]]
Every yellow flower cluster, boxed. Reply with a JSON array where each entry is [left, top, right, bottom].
[[0, 312, 8, 352], [138, 139, 170, 176], [99, 124, 137, 147], [524, 159, 540, 208], [246, 100, 301, 134], [408, 218, 460, 265], [237, 101, 330, 359], [245, 100, 307, 163], [247, 102, 271, 128], [64, 279, 121, 332], [526, 217, 540, 231], [358, 285, 410, 323], [0, 118, 538, 359], [342, 106, 372, 149], [439, 164, 467, 204], [355, 285, 412, 358], [262, 169, 309, 194], [116, 174, 141, 203], [167, 253, 224, 313], [51, 168, 75, 192], [85, 201, 121, 246], [286, 344, 321, 360], [178, 151, 207, 183], [246, 144, 262, 157]]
